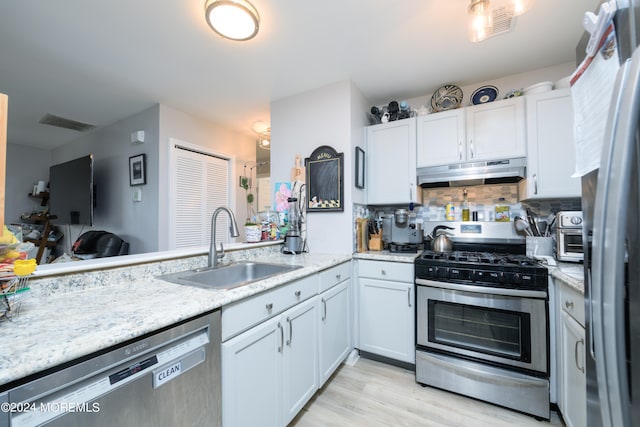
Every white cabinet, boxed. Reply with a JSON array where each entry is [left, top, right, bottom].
[[222, 315, 281, 427], [560, 311, 586, 427], [520, 89, 581, 199], [366, 119, 421, 205], [358, 260, 415, 364], [282, 298, 319, 424], [318, 262, 352, 386], [466, 97, 526, 161], [416, 109, 466, 167], [318, 280, 351, 386], [417, 97, 525, 168], [222, 297, 318, 427], [556, 279, 586, 427]]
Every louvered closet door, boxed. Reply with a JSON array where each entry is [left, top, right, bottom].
[[172, 146, 230, 249]]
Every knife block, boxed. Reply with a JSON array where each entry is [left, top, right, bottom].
[[368, 233, 382, 251]]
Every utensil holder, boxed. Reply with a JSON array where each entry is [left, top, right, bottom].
[[526, 236, 554, 257]]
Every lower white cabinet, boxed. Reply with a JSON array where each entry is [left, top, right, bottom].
[[559, 310, 586, 427], [358, 260, 415, 364], [318, 280, 351, 386], [222, 297, 318, 427], [556, 279, 586, 427], [221, 262, 352, 426]]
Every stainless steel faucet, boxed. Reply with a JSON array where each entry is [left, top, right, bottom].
[[209, 207, 240, 268]]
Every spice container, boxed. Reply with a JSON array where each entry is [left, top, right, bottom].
[[495, 198, 511, 222], [445, 202, 456, 221]]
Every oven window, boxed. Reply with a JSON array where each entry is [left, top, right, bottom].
[[428, 300, 531, 362], [563, 233, 583, 253]]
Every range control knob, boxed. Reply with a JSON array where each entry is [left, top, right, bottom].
[[512, 272, 522, 285], [436, 267, 449, 279]]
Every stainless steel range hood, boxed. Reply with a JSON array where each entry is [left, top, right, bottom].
[[417, 158, 526, 188]]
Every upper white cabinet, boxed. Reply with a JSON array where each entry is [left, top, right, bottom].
[[366, 118, 421, 205], [417, 97, 526, 168], [520, 88, 581, 199], [417, 109, 466, 167]]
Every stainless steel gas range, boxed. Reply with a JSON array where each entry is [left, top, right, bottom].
[[414, 225, 550, 420]]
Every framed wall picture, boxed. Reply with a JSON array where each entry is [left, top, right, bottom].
[[355, 146, 365, 189], [305, 145, 344, 212], [129, 154, 146, 186]]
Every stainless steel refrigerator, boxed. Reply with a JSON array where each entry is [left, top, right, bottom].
[[580, 2, 640, 426]]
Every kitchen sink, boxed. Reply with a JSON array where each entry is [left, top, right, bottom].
[[159, 261, 303, 290]]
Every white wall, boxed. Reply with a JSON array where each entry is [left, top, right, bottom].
[[5, 144, 51, 224], [271, 80, 368, 254], [157, 105, 256, 250]]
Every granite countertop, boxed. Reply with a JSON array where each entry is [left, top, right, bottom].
[[353, 250, 419, 263], [0, 252, 351, 388], [549, 262, 584, 294]]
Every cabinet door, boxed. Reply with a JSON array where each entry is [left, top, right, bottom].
[[466, 97, 526, 161], [359, 278, 415, 363], [319, 280, 351, 386], [282, 298, 319, 425], [222, 317, 282, 427], [560, 310, 586, 427], [522, 89, 581, 199], [416, 109, 466, 167], [366, 119, 419, 205]]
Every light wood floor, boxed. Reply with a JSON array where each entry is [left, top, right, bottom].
[[290, 357, 564, 427]]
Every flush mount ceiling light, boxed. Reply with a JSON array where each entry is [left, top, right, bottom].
[[204, 0, 260, 41], [252, 121, 270, 149], [468, 0, 533, 42]]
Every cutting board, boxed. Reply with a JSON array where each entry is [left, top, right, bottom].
[[291, 154, 305, 183]]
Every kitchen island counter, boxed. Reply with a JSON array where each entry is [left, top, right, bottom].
[[0, 252, 351, 388]]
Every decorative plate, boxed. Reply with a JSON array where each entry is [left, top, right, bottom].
[[470, 85, 499, 105], [430, 85, 463, 112]]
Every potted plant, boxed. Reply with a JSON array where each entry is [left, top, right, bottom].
[[240, 176, 261, 242]]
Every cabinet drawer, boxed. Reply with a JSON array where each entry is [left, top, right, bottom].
[[558, 279, 585, 327], [222, 274, 318, 341], [318, 262, 351, 293], [358, 259, 413, 282]]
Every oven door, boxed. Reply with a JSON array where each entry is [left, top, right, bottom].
[[557, 229, 584, 261], [416, 279, 548, 374]]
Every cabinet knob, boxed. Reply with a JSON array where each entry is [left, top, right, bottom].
[[381, 269, 386, 275], [565, 300, 574, 309], [266, 303, 273, 311], [336, 274, 341, 281], [294, 290, 301, 298]]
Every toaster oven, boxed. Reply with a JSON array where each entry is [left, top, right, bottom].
[[556, 211, 584, 262]]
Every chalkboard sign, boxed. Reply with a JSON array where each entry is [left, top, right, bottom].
[[305, 145, 344, 212]]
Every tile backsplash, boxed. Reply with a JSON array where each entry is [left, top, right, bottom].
[[367, 183, 581, 226]]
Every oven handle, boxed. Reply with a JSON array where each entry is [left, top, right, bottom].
[[415, 278, 547, 299]]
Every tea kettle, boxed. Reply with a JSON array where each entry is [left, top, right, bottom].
[[429, 225, 454, 252]]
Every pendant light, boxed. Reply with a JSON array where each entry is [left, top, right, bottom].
[[468, 0, 493, 43], [204, 0, 260, 41], [509, 0, 533, 16]]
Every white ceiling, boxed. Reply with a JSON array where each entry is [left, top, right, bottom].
[[0, 0, 598, 150]]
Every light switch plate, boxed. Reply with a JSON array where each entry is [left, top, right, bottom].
[[133, 188, 142, 202]]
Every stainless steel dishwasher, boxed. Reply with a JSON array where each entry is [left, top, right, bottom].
[[1, 310, 221, 427]]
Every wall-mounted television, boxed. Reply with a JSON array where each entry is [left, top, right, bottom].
[[49, 154, 94, 225]]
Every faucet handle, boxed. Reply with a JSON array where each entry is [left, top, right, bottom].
[[217, 243, 225, 259]]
